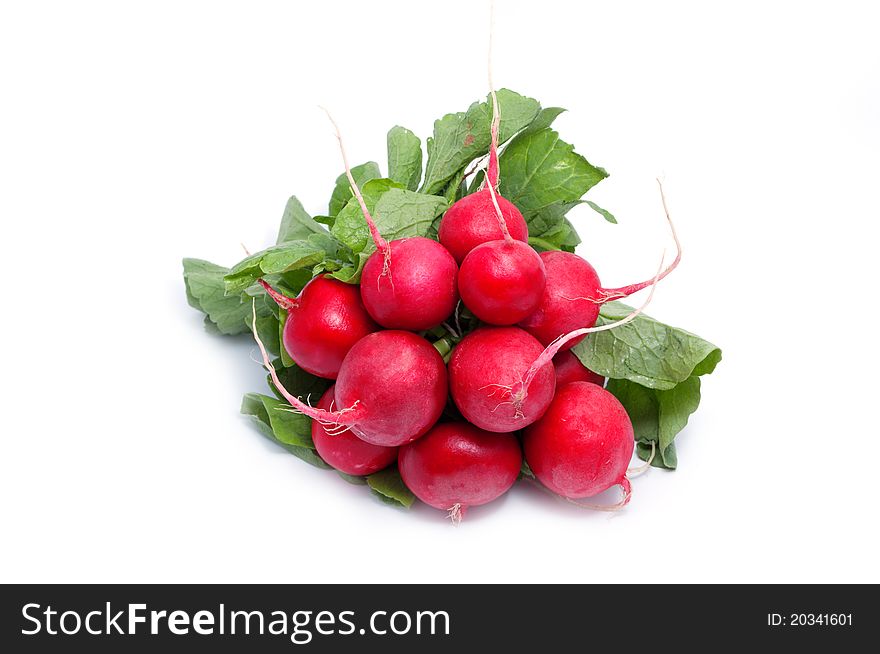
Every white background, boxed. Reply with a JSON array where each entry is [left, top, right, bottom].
[[2, 0, 878, 583]]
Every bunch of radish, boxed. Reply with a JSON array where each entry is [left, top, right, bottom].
[[238, 89, 681, 523], [183, 2, 721, 518]]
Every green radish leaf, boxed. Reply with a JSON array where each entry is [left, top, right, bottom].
[[442, 165, 469, 206], [421, 89, 541, 195], [240, 393, 330, 469], [585, 200, 618, 224], [468, 168, 485, 195], [223, 239, 326, 295], [279, 268, 315, 295], [246, 303, 281, 357], [277, 196, 328, 244], [559, 218, 581, 251], [369, 189, 448, 246], [387, 126, 423, 191], [525, 200, 583, 244], [506, 106, 566, 144], [278, 309, 295, 367], [606, 376, 701, 469], [329, 161, 381, 217], [572, 301, 722, 390], [304, 229, 341, 260], [366, 467, 415, 508], [337, 472, 368, 485], [184, 258, 271, 335], [269, 358, 331, 406], [655, 377, 701, 461], [242, 393, 313, 448], [331, 178, 448, 256], [641, 440, 676, 469], [499, 128, 608, 217], [574, 302, 720, 470], [328, 251, 370, 284], [529, 200, 582, 233], [523, 201, 586, 253], [330, 178, 403, 252], [528, 220, 579, 253]]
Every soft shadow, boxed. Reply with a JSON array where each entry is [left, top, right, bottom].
[[514, 479, 632, 521]]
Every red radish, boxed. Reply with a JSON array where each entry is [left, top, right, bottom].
[[258, 276, 378, 379], [251, 308, 446, 447], [524, 382, 634, 504], [451, 276, 659, 433], [360, 236, 459, 331], [448, 326, 555, 432], [519, 181, 681, 349], [324, 111, 459, 331], [456, 91, 546, 325], [552, 351, 604, 387], [398, 421, 522, 523], [438, 5, 527, 265], [459, 238, 546, 325], [439, 189, 529, 264], [311, 385, 397, 476], [518, 251, 602, 350]]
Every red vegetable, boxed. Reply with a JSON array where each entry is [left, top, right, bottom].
[[518, 251, 603, 350], [448, 326, 555, 432], [326, 112, 459, 331], [455, 91, 546, 326], [459, 238, 546, 325], [252, 320, 446, 447], [439, 189, 528, 264], [450, 290, 654, 435], [520, 183, 681, 348], [259, 276, 378, 379], [311, 385, 397, 476], [524, 382, 633, 502], [398, 421, 521, 522], [552, 351, 604, 387], [360, 236, 458, 331]]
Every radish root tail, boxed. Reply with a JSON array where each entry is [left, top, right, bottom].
[[626, 441, 656, 477], [485, 162, 513, 242], [507, 256, 665, 411], [483, 0, 512, 242], [257, 279, 299, 312], [524, 476, 632, 512], [447, 503, 464, 526], [486, 0, 500, 189], [596, 179, 681, 303], [564, 477, 632, 512], [321, 107, 392, 281], [478, 383, 524, 420], [250, 300, 360, 429], [483, 85, 511, 242]]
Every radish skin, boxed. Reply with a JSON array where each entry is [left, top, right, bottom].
[[260, 276, 379, 379], [524, 382, 634, 501], [360, 236, 459, 331], [458, 239, 546, 325], [398, 421, 521, 521], [448, 327, 555, 432], [439, 191, 528, 264], [455, 89, 546, 326], [452, 272, 657, 431], [552, 351, 604, 387], [251, 302, 446, 447], [311, 385, 397, 476]]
